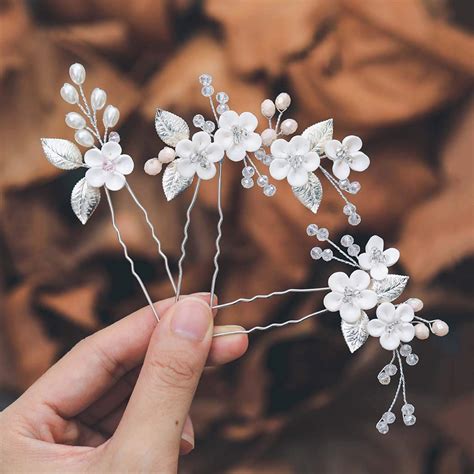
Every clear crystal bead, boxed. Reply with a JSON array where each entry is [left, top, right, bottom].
[[400, 344, 412, 357], [316, 228, 329, 241], [263, 155, 273, 166], [255, 148, 266, 160], [257, 175, 268, 187], [401, 403, 415, 416], [193, 114, 205, 127], [348, 181, 361, 194], [242, 166, 255, 178], [340, 234, 354, 247], [376, 421, 389, 434], [378, 371, 390, 385], [201, 85, 214, 97], [310, 247, 323, 260], [348, 213, 361, 226], [241, 177, 254, 189], [306, 224, 318, 236], [385, 363, 398, 376], [322, 249, 333, 261], [382, 412, 396, 424], [216, 104, 229, 114], [403, 414, 416, 426], [199, 74, 213, 86], [406, 353, 419, 366], [216, 91, 229, 103], [343, 203, 356, 215], [263, 184, 276, 196], [347, 244, 360, 256], [108, 131, 120, 143], [339, 179, 350, 190], [204, 120, 215, 133]]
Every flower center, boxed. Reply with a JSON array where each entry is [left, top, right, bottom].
[[190, 152, 210, 169], [288, 154, 304, 169], [385, 321, 401, 334], [231, 126, 249, 144], [342, 287, 361, 303], [369, 247, 386, 264], [102, 159, 115, 172], [335, 146, 352, 163]]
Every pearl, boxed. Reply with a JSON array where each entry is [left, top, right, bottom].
[[144, 158, 162, 176], [60, 83, 79, 104], [69, 63, 86, 85], [275, 92, 291, 111], [158, 147, 176, 164], [75, 129, 94, 147], [261, 128, 277, 146], [103, 105, 120, 128], [261, 99, 276, 118], [432, 320, 449, 337], [280, 119, 298, 135], [91, 88, 107, 110], [415, 323, 429, 340], [406, 297, 424, 312], [65, 112, 86, 129]]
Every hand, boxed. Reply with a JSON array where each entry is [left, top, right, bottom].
[[0, 294, 248, 473]]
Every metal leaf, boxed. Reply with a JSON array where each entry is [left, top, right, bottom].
[[302, 118, 333, 154], [70, 177, 101, 225], [291, 173, 323, 213], [341, 312, 369, 353], [155, 109, 190, 147], [371, 274, 410, 303], [41, 138, 83, 170], [162, 161, 193, 201]]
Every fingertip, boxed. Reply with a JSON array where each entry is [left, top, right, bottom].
[[208, 326, 249, 365]]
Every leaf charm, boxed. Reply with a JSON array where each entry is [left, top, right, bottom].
[[155, 109, 190, 147], [41, 138, 83, 170], [71, 177, 101, 224], [371, 275, 409, 303], [302, 119, 333, 154], [341, 312, 369, 353], [291, 173, 323, 213], [162, 161, 193, 201]]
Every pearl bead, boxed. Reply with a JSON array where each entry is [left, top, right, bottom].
[[75, 129, 94, 147], [432, 320, 449, 337], [65, 112, 86, 129], [415, 323, 429, 340], [158, 147, 176, 164], [103, 105, 120, 128], [406, 297, 424, 312], [261, 128, 277, 146], [69, 63, 86, 85], [144, 158, 162, 176], [91, 88, 107, 110], [280, 118, 298, 135], [275, 92, 291, 111], [261, 99, 276, 118], [60, 83, 78, 104]]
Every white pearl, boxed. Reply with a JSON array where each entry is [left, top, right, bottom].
[[432, 320, 449, 337], [144, 158, 162, 176], [65, 112, 86, 129], [158, 147, 176, 164], [103, 105, 120, 128], [261, 99, 276, 118], [415, 323, 429, 340], [60, 83, 79, 104], [75, 129, 94, 147], [91, 88, 107, 110], [261, 128, 277, 146], [281, 118, 298, 135], [406, 297, 424, 312], [69, 63, 86, 85], [275, 92, 291, 111]]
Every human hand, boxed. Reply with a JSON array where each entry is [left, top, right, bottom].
[[0, 294, 248, 473]]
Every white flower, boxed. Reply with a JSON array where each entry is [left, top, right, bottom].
[[358, 235, 400, 280], [368, 302, 415, 350], [269, 136, 320, 187], [175, 131, 224, 180], [85, 141, 134, 191], [324, 135, 370, 180], [323, 269, 378, 323], [214, 110, 262, 161]]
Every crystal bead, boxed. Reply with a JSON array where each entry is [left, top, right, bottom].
[[348, 181, 361, 194], [263, 184, 276, 196], [376, 421, 389, 434], [378, 371, 390, 385], [348, 213, 361, 226], [316, 228, 329, 241], [216, 104, 229, 114], [399, 344, 412, 357], [262, 155, 273, 166], [216, 91, 229, 103], [382, 412, 396, 424], [255, 148, 266, 160], [406, 353, 419, 366], [403, 414, 416, 426], [385, 363, 398, 376], [340, 234, 354, 247], [193, 114, 205, 127], [310, 247, 323, 260], [306, 224, 319, 236], [401, 403, 415, 416], [343, 203, 356, 216], [199, 74, 212, 86], [241, 177, 254, 189], [347, 244, 360, 256], [108, 131, 120, 143], [242, 166, 255, 178], [339, 179, 349, 190], [201, 85, 214, 97], [322, 249, 333, 261], [257, 175, 268, 187], [204, 120, 215, 133]]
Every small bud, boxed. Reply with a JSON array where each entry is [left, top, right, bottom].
[[60, 83, 79, 104], [275, 92, 291, 111], [158, 147, 176, 164], [261, 99, 276, 118], [65, 112, 86, 129], [261, 128, 277, 146], [91, 88, 107, 110], [74, 129, 94, 147], [280, 118, 298, 135], [69, 63, 86, 85], [144, 158, 162, 176], [103, 105, 120, 128]]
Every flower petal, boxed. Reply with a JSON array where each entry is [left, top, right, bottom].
[[206, 143, 224, 163], [342, 135, 362, 153], [243, 132, 262, 152], [358, 253, 371, 270], [287, 167, 309, 187], [226, 144, 246, 162], [288, 135, 310, 155], [383, 248, 400, 266], [85, 167, 106, 187], [192, 131, 211, 150], [84, 149, 104, 167], [176, 158, 196, 178], [270, 139, 289, 159], [357, 290, 378, 310], [367, 319, 386, 337], [196, 162, 216, 180], [376, 302, 396, 323], [328, 272, 350, 292], [366, 235, 384, 252], [398, 323, 415, 342], [114, 154, 134, 175], [105, 171, 126, 191], [302, 152, 320, 172], [323, 292, 343, 312], [332, 160, 350, 180], [239, 112, 258, 131], [101, 141, 122, 159], [218, 110, 239, 129], [396, 303, 415, 322], [350, 151, 370, 172], [176, 139, 194, 159], [370, 263, 388, 280], [214, 128, 233, 150], [340, 303, 362, 323], [349, 269, 371, 290], [380, 332, 400, 351], [269, 159, 290, 180], [324, 140, 341, 160]]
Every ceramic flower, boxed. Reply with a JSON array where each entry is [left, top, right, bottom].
[[324, 135, 370, 180], [368, 302, 415, 350], [358, 235, 400, 280], [269, 135, 320, 187], [323, 269, 378, 323], [175, 131, 224, 180], [214, 110, 262, 161], [85, 141, 134, 191]]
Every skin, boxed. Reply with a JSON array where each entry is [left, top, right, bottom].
[[0, 294, 248, 473]]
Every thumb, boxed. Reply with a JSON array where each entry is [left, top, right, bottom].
[[109, 297, 213, 471]]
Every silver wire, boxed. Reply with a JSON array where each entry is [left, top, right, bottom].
[[326, 238, 359, 266], [210, 161, 224, 304], [78, 85, 104, 146], [105, 188, 159, 321], [319, 165, 351, 206], [396, 349, 408, 404]]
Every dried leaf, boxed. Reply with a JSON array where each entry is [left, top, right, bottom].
[[70, 177, 101, 225], [291, 173, 323, 213], [302, 119, 333, 154], [162, 161, 193, 201], [41, 138, 83, 170], [341, 312, 369, 353], [371, 275, 409, 303], [155, 109, 190, 147]]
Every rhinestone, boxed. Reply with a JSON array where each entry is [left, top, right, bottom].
[[403, 414, 416, 426], [201, 85, 214, 97], [348, 213, 361, 226], [216, 91, 229, 103], [255, 148, 266, 160], [242, 166, 255, 178], [376, 421, 389, 434], [343, 203, 356, 215], [263, 184, 276, 197], [382, 412, 396, 424], [348, 181, 361, 194], [316, 228, 329, 241], [310, 247, 323, 260], [399, 344, 412, 357], [306, 224, 319, 236], [257, 175, 269, 187], [340, 234, 354, 247], [322, 249, 333, 261], [401, 403, 415, 416], [204, 120, 215, 133], [199, 74, 212, 86], [216, 104, 229, 114], [406, 353, 419, 366], [385, 363, 398, 376], [193, 114, 205, 127], [347, 244, 360, 256], [241, 177, 254, 189], [108, 131, 120, 143]]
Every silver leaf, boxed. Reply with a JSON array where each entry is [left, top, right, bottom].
[[302, 118, 333, 154], [341, 312, 369, 353], [70, 177, 101, 225], [291, 173, 323, 213], [41, 138, 83, 170], [155, 109, 190, 147], [162, 161, 193, 201], [371, 274, 410, 303]]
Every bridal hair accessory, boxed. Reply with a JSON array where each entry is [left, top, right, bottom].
[[41, 65, 449, 435]]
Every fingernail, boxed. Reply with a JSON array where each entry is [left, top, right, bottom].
[[214, 325, 245, 334], [171, 299, 211, 341]]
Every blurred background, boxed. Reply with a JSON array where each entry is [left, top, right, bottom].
[[0, 0, 473, 472]]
